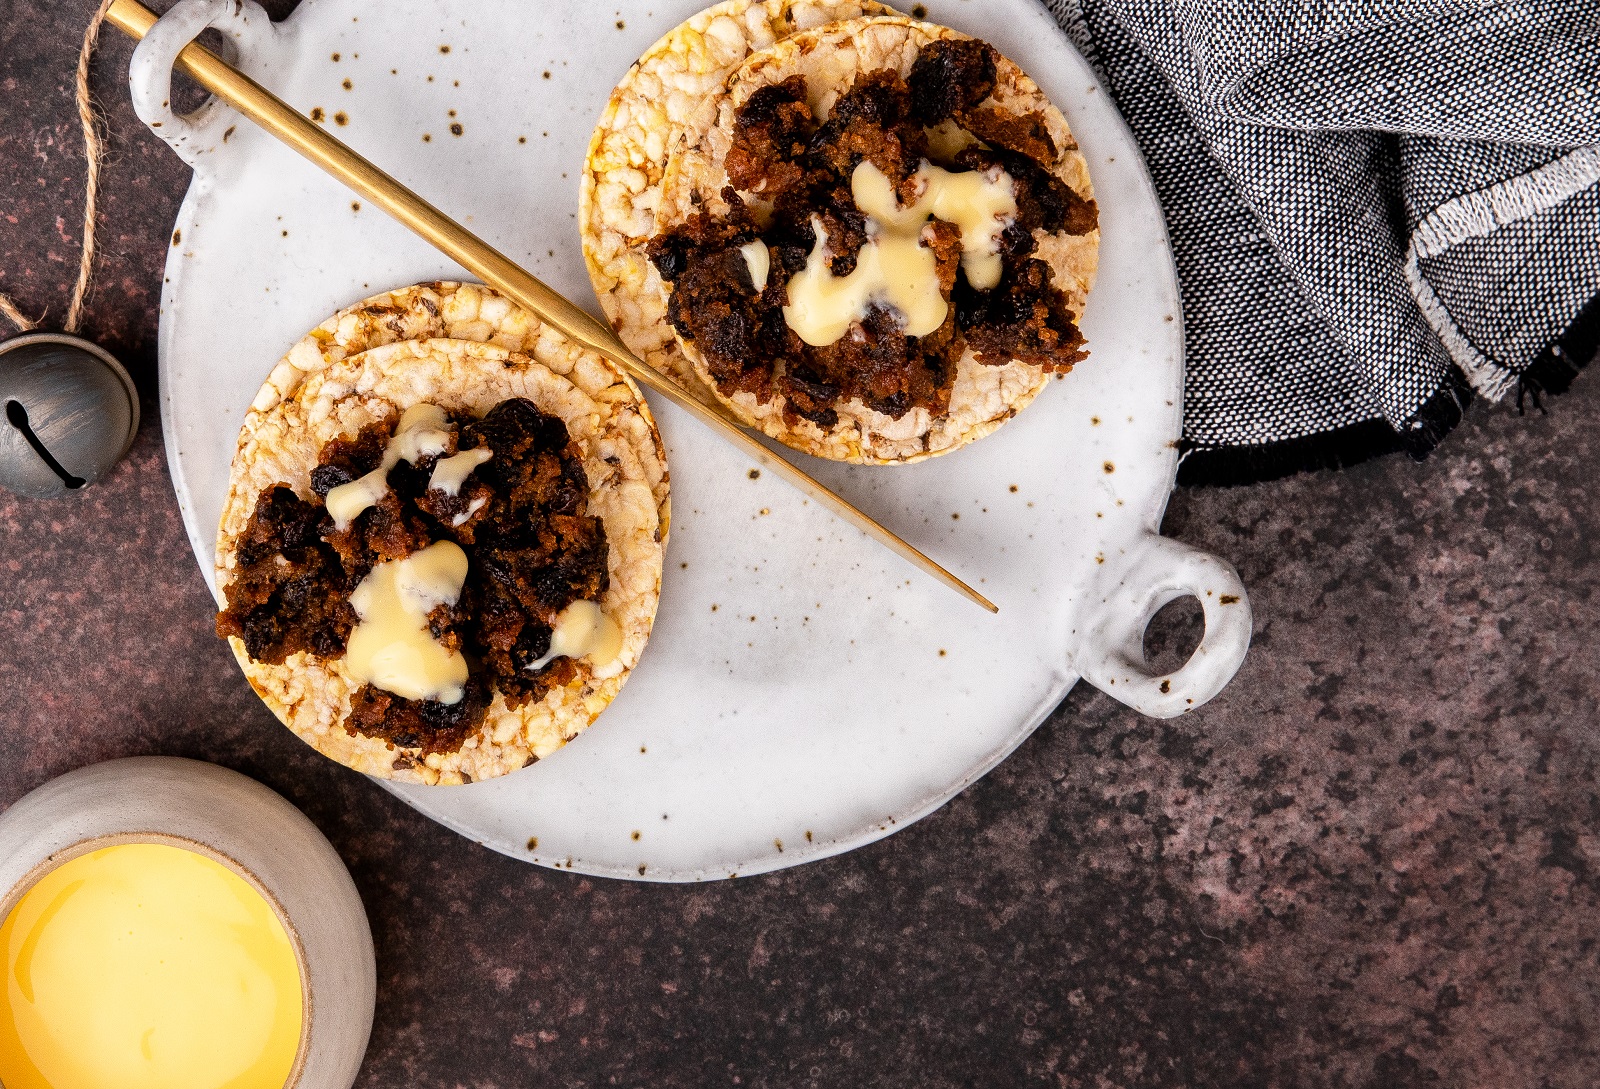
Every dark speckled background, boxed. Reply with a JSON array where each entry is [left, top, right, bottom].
[[3, 2, 1598, 1086]]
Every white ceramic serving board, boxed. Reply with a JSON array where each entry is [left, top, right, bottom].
[[136, 0, 1251, 880]]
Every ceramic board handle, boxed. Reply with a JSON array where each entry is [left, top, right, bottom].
[[1072, 534, 1252, 717], [128, 0, 275, 168]]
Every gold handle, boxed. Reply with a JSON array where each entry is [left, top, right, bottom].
[[106, 0, 997, 614]]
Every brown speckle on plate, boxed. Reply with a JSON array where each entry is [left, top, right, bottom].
[[309, 106, 325, 122], [450, 122, 463, 136], [525, 836, 537, 850], [330, 51, 340, 61], [333, 111, 348, 126], [630, 830, 641, 841], [342, 78, 352, 90], [171, 229, 181, 245], [439, 44, 451, 53], [1104, 461, 1115, 473]]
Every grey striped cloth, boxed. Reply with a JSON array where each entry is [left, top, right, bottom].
[[1047, 0, 1600, 484]]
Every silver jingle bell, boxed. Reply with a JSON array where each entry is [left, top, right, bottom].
[[0, 332, 140, 499]]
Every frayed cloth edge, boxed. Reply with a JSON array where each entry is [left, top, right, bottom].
[[1404, 144, 1600, 399]]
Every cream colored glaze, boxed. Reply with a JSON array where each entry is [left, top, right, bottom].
[[781, 159, 1016, 346], [923, 119, 979, 161], [783, 216, 945, 345], [430, 446, 493, 496], [450, 496, 488, 528], [323, 469, 389, 530], [526, 600, 623, 673], [345, 540, 470, 704], [740, 240, 771, 292], [853, 160, 1016, 290], [325, 403, 453, 529]]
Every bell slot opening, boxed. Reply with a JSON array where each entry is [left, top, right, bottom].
[[6, 400, 87, 489]]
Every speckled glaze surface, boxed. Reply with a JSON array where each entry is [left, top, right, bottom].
[[130, 0, 1249, 878], [0, 757, 375, 1089], [4, 0, 1599, 1084]]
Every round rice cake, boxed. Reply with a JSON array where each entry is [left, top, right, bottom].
[[656, 15, 1100, 463], [580, 0, 897, 403], [217, 292, 668, 787]]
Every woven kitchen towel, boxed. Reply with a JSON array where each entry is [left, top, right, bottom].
[[1046, 0, 1600, 485]]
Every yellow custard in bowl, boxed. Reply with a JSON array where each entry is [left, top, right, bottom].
[[0, 842, 303, 1089]]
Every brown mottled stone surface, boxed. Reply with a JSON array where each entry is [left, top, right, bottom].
[[2, 3, 1597, 1086]]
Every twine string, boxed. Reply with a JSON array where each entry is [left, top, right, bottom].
[[0, 0, 116, 336]]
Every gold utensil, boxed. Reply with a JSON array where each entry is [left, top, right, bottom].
[[105, 0, 997, 614]]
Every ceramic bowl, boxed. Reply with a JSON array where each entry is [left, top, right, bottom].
[[0, 757, 375, 1089]]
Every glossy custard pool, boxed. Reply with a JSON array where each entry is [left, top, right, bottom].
[[0, 842, 302, 1089]]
